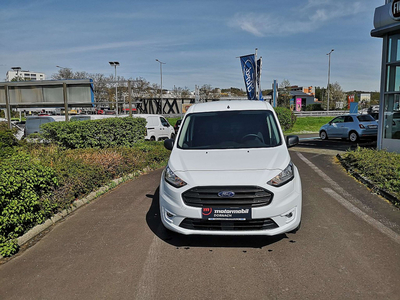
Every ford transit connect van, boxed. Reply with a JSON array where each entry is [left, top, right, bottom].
[[160, 100, 302, 236]]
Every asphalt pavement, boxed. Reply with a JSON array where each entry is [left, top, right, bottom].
[[0, 138, 399, 300]]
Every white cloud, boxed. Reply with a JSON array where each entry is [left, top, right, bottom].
[[229, 0, 366, 37]]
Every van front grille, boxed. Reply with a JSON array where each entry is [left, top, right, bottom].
[[182, 186, 273, 208]]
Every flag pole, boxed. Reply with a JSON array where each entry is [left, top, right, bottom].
[[255, 48, 258, 100]]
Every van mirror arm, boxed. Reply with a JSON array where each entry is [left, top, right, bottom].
[[164, 139, 174, 151], [286, 135, 299, 148]]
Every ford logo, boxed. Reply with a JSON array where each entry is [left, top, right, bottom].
[[218, 191, 235, 198]]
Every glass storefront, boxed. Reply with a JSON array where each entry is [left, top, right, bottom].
[[372, 1, 400, 152], [384, 34, 400, 143]]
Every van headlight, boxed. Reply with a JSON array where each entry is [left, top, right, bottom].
[[164, 165, 187, 188], [267, 162, 294, 187]]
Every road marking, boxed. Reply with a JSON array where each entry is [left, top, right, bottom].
[[135, 236, 162, 300], [322, 188, 400, 245], [296, 152, 400, 245]]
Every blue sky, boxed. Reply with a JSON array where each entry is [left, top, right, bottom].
[[0, 0, 383, 92]]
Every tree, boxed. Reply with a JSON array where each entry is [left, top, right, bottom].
[[171, 86, 191, 98], [51, 68, 75, 80], [325, 82, 345, 110], [199, 84, 220, 101], [314, 86, 325, 102], [277, 79, 291, 107]]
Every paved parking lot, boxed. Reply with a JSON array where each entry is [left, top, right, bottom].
[[0, 138, 398, 300]]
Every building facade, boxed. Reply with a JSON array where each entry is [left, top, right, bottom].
[[371, 0, 400, 153], [6, 70, 46, 82]]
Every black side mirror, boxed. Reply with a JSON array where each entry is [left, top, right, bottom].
[[286, 135, 299, 148], [164, 139, 174, 151]]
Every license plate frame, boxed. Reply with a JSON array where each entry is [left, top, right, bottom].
[[201, 207, 252, 220]]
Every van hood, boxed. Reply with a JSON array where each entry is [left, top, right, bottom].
[[169, 146, 290, 172]]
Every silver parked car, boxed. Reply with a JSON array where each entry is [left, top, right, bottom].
[[319, 114, 378, 142]]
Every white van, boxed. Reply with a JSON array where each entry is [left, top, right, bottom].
[[25, 116, 66, 136], [159, 100, 302, 236], [70, 115, 114, 121], [131, 114, 175, 141]]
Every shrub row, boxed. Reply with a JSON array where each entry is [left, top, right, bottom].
[[0, 140, 170, 257], [341, 147, 400, 205], [41, 117, 147, 149], [0, 153, 58, 256], [275, 107, 297, 131]]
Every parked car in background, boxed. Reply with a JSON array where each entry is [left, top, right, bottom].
[[174, 119, 182, 134], [369, 112, 379, 122], [319, 114, 378, 142], [368, 105, 379, 113], [0, 118, 24, 140], [24, 116, 66, 137], [131, 114, 175, 141]]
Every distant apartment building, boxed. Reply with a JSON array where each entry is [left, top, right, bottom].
[[6, 70, 46, 82]]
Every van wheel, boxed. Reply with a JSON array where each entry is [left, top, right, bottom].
[[170, 133, 175, 140], [150, 136, 155, 141]]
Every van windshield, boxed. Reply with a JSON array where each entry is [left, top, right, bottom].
[[177, 110, 282, 149]]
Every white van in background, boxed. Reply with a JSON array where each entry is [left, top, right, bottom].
[[70, 115, 114, 121], [131, 114, 175, 141]]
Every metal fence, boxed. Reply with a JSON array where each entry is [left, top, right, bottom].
[[293, 110, 350, 117]]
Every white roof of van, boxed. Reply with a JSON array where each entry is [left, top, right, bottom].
[[26, 116, 67, 121], [186, 100, 274, 114]]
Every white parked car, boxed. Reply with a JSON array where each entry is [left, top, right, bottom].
[[131, 114, 175, 141], [159, 100, 302, 236]]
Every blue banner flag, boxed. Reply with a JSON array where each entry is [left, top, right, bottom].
[[240, 54, 257, 100]]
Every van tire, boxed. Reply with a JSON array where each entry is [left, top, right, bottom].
[[170, 133, 176, 140], [150, 136, 155, 141]]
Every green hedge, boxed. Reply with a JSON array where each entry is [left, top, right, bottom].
[[0, 153, 58, 257], [41, 117, 147, 149], [341, 148, 400, 205], [0, 122, 19, 158], [0, 142, 170, 257], [275, 107, 297, 131]]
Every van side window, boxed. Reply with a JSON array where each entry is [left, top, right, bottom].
[[160, 117, 169, 127]]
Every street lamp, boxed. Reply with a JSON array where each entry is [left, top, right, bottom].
[[56, 66, 72, 80], [109, 61, 120, 116], [155, 59, 165, 102], [326, 49, 334, 112]]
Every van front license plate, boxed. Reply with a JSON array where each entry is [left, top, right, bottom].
[[202, 207, 251, 220]]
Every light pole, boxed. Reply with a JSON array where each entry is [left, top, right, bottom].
[[326, 49, 334, 112], [109, 61, 120, 116], [155, 59, 165, 102], [56, 66, 72, 80]]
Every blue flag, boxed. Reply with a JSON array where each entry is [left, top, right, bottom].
[[240, 54, 257, 100]]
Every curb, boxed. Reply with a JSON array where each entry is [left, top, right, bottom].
[[1, 166, 154, 259], [336, 154, 399, 207]]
